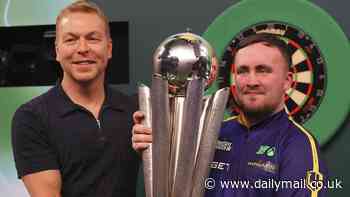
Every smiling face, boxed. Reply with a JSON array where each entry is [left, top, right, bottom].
[[233, 42, 292, 117], [55, 12, 112, 85]]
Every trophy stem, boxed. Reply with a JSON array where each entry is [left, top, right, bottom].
[[169, 96, 185, 193]]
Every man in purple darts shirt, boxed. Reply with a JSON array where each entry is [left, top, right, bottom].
[[132, 33, 328, 197]]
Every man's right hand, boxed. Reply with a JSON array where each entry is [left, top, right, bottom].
[[132, 111, 152, 152]]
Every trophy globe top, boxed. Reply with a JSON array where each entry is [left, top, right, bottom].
[[153, 32, 218, 95]]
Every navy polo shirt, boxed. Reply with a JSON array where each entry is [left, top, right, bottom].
[[205, 110, 328, 197], [12, 84, 140, 197]]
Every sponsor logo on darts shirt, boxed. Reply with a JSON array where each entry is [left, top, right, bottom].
[[247, 160, 278, 174], [216, 140, 232, 152], [210, 161, 230, 171], [256, 145, 276, 157]]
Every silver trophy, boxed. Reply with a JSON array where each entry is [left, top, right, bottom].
[[138, 32, 229, 197]]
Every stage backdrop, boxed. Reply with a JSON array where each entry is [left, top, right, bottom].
[[0, 0, 73, 196]]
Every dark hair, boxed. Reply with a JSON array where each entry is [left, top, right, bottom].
[[236, 33, 292, 68]]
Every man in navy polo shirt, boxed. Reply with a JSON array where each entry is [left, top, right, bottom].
[[11, 1, 139, 197], [132, 33, 327, 197]]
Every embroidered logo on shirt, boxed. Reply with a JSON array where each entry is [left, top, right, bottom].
[[256, 145, 276, 157], [247, 160, 278, 174], [216, 140, 232, 152]]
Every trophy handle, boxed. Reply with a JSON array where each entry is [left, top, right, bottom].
[[151, 77, 171, 197], [191, 87, 230, 197], [138, 84, 153, 197]]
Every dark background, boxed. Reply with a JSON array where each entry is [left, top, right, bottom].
[[0, 22, 129, 86]]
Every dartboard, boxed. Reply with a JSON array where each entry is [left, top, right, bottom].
[[203, 0, 350, 145], [220, 22, 326, 124]]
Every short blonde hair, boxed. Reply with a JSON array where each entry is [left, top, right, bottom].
[[55, 0, 110, 40]]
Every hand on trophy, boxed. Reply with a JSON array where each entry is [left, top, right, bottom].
[[132, 111, 152, 152]]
